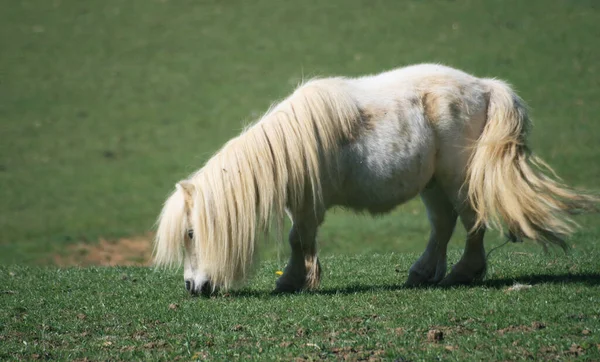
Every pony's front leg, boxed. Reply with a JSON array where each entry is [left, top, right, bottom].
[[275, 215, 323, 293], [406, 182, 457, 286]]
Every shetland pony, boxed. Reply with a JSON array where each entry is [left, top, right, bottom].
[[154, 64, 598, 296]]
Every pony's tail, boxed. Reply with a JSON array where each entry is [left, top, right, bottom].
[[466, 79, 599, 249]]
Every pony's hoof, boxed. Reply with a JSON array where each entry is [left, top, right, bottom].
[[274, 278, 304, 294], [438, 268, 485, 287], [438, 260, 486, 287], [273, 285, 301, 294], [405, 272, 430, 287], [405, 270, 443, 287], [438, 274, 472, 287]]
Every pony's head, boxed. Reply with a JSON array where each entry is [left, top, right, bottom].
[[154, 181, 213, 296], [154, 170, 258, 296]]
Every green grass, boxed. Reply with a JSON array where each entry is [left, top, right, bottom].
[[2, 249, 600, 360], [1, 0, 600, 360]]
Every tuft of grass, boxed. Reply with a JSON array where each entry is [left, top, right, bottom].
[[2, 248, 600, 360]]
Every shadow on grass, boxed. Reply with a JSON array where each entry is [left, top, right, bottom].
[[481, 272, 600, 289], [225, 272, 600, 298], [226, 283, 407, 298]]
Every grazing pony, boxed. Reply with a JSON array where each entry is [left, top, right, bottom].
[[154, 64, 598, 296]]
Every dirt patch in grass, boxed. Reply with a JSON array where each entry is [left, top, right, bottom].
[[327, 345, 386, 361], [497, 321, 546, 336], [53, 233, 153, 266]]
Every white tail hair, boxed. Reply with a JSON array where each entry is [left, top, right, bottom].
[[154, 78, 360, 288], [467, 79, 599, 248]]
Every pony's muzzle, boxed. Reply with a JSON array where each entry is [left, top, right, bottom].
[[185, 279, 214, 297]]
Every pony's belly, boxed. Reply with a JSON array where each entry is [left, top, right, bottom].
[[341, 187, 421, 214], [334, 168, 432, 214], [330, 138, 435, 214]]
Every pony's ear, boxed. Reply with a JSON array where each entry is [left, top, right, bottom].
[[176, 181, 195, 201]]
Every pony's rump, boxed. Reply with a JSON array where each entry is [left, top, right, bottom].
[[467, 79, 599, 248]]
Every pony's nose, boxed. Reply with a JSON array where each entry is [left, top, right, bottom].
[[185, 280, 194, 293], [184, 279, 213, 297], [200, 281, 213, 297]]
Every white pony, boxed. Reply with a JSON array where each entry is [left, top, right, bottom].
[[154, 64, 597, 296]]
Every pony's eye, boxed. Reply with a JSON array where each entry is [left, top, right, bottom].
[[187, 230, 194, 239]]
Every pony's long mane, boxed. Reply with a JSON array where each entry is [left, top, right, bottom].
[[154, 78, 361, 288]]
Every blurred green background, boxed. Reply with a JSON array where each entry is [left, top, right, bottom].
[[1, 0, 599, 265]]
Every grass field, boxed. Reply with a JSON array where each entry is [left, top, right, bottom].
[[1, 0, 599, 360], [2, 250, 600, 360]]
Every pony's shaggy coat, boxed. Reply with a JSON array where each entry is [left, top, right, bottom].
[[154, 64, 598, 293]]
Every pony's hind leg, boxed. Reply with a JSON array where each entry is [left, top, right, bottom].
[[406, 180, 458, 286], [275, 211, 323, 293], [439, 207, 487, 286]]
